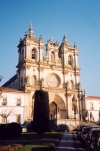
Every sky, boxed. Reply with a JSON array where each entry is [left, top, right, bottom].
[[0, 0, 100, 96]]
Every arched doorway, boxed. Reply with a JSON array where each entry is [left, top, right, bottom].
[[49, 94, 66, 119]]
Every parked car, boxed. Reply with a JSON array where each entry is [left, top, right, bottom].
[[76, 124, 90, 137], [94, 134, 100, 151], [21, 121, 33, 132], [84, 128, 100, 151], [81, 126, 100, 141], [80, 126, 92, 140], [52, 124, 69, 132], [76, 124, 90, 132]]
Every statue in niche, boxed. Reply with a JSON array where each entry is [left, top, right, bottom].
[[43, 55, 48, 61], [72, 95, 78, 114], [41, 77, 44, 85], [65, 81, 69, 90], [26, 76, 30, 85], [40, 77, 44, 90], [32, 75, 37, 86], [51, 51, 55, 61]]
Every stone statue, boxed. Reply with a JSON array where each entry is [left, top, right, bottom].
[[43, 56, 48, 61], [72, 95, 78, 113], [40, 77, 44, 90], [65, 81, 69, 90], [51, 51, 55, 61], [26, 76, 30, 85]]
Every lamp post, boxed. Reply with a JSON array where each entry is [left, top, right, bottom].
[[77, 82, 82, 121], [65, 81, 69, 119], [74, 105, 77, 124]]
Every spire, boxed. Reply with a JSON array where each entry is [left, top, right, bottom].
[[62, 33, 68, 44], [24, 24, 36, 38], [84, 89, 86, 96], [39, 34, 43, 41], [29, 24, 34, 34], [74, 42, 77, 49]]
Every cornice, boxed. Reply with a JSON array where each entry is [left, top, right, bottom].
[[43, 87, 66, 93]]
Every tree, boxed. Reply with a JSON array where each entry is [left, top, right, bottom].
[[0, 108, 17, 127], [33, 90, 49, 134]]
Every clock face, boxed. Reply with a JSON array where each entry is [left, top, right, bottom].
[[46, 74, 60, 87]]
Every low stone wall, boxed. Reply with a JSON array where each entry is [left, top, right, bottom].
[[57, 119, 100, 131], [57, 119, 81, 130]]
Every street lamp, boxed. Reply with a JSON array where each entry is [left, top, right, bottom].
[[74, 105, 77, 124], [65, 81, 70, 119], [77, 82, 82, 121]]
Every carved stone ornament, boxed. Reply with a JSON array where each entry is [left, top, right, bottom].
[[63, 71, 68, 75], [65, 81, 70, 90], [27, 89, 31, 93], [51, 65, 56, 70], [54, 49, 58, 52], [40, 46, 44, 49], [24, 65, 31, 69], [43, 56, 48, 61], [68, 93, 71, 96], [77, 72, 80, 76], [38, 67, 44, 72]]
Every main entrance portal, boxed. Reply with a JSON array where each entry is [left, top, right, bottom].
[[49, 94, 66, 119]]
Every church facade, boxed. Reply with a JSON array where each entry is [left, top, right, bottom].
[[2, 25, 86, 123]]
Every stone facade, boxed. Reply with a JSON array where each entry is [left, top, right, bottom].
[[0, 87, 30, 124], [2, 25, 85, 123], [85, 96, 100, 122]]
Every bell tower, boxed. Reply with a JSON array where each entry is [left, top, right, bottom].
[[16, 25, 44, 90], [45, 40, 59, 64]]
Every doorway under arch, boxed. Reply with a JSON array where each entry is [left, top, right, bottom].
[[49, 94, 66, 119]]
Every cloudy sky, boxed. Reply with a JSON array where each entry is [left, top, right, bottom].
[[0, 0, 100, 96]]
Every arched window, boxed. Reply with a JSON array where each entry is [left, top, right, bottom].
[[32, 48, 36, 59], [68, 55, 73, 65]]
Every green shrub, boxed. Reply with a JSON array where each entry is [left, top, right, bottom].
[[0, 122, 22, 139]]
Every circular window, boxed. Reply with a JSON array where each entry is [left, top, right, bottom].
[[46, 74, 60, 88]]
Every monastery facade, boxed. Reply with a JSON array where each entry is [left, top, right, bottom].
[[1, 25, 86, 124]]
